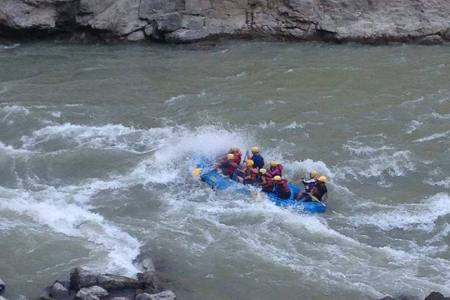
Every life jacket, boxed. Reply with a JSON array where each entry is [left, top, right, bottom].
[[261, 175, 274, 192], [268, 165, 283, 178], [233, 150, 242, 164], [221, 160, 238, 176], [252, 154, 265, 169], [302, 178, 316, 193], [274, 179, 291, 199], [244, 167, 258, 184], [312, 183, 327, 200]]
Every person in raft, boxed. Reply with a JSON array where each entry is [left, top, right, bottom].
[[229, 147, 242, 165], [273, 176, 291, 199], [297, 175, 328, 202], [267, 160, 283, 178], [257, 168, 274, 192], [217, 153, 239, 177], [249, 146, 265, 169], [297, 170, 319, 200], [311, 176, 328, 201], [237, 159, 259, 184]]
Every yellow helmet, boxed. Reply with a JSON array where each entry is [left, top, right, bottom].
[[318, 176, 327, 183], [227, 153, 235, 160], [246, 159, 254, 167], [273, 175, 282, 181], [251, 146, 260, 153], [310, 170, 319, 178], [270, 160, 278, 167], [259, 168, 267, 174]]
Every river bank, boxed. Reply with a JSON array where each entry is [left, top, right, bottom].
[[1, 0, 450, 45]]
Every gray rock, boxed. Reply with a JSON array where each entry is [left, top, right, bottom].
[[127, 31, 145, 41], [49, 281, 69, 299], [70, 268, 141, 291], [424, 292, 446, 300], [156, 13, 182, 33], [96, 274, 141, 290], [165, 29, 208, 42], [70, 268, 98, 291], [0, 296, 7, 300], [418, 35, 444, 45], [78, 0, 147, 36], [148, 291, 176, 300], [110, 298, 130, 300], [139, 0, 184, 20], [0, 278, 5, 293], [76, 286, 108, 300], [144, 24, 155, 37], [137, 271, 160, 293]]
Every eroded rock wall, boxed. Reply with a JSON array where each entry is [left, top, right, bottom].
[[1, 0, 449, 43]]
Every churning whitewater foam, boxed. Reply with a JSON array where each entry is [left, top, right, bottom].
[[350, 193, 450, 232]]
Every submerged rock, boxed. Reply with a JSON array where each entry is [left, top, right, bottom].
[[70, 268, 142, 291], [424, 292, 448, 300], [0, 278, 5, 293], [48, 281, 69, 299], [136, 291, 175, 300], [76, 286, 108, 300]]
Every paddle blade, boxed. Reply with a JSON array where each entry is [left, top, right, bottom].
[[192, 168, 202, 177]]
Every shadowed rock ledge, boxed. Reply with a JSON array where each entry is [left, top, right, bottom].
[[0, 0, 449, 44]]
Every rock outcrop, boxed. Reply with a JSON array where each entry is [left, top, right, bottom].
[[37, 267, 174, 300], [0, 278, 5, 294], [1, 0, 450, 43]]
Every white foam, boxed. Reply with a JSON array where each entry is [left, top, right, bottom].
[[351, 193, 450, 232], [405, 120, 423, 134], [414, 130, 450, 143], [283, 121, 303, 129], [336, 150, 415, 180], [0, 184, 140, 275], [164, 94, 186, 105], [425, 177, 450, 188]]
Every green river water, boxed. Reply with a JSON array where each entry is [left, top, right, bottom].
[[0, 41, 449, 300]]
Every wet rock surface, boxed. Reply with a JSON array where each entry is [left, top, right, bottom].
[[1, 0, 450, 44], [26, 267, 175, 300], [0, 278, 5, 294]]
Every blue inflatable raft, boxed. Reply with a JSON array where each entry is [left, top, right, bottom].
[[196, 159, 326, 213]]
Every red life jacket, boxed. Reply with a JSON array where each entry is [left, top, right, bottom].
[[261, 175, 274, 191], [221, 160, 238, 176], [275, 179, 291, 199], [233, 150, 242, 164], [268, 165, 283, 178]]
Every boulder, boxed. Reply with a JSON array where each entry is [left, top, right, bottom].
[[165, 29, 208, 42], [417, 35, 444, 45], [137, 271, 160, 293], [139, 0, 184, 20], [155, 13, 182, 33], [0, 0, 57, 30], [148, 291, 176, 300], [78, 0, 147, 36], [70, 268, 98, 291], [49, 281, 69, 299], [424, 292, 446, 300], [0, 278, 5, 293], [70, 268, 142, 291], [126, 30, 145, 41], [76, 286, 108, 300], [96, 274, 142, 290]]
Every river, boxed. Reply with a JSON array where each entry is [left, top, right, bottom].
[[0, 41, 449, 300]]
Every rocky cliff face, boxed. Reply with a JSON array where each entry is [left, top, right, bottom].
[[1, 0, 449, 44]]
